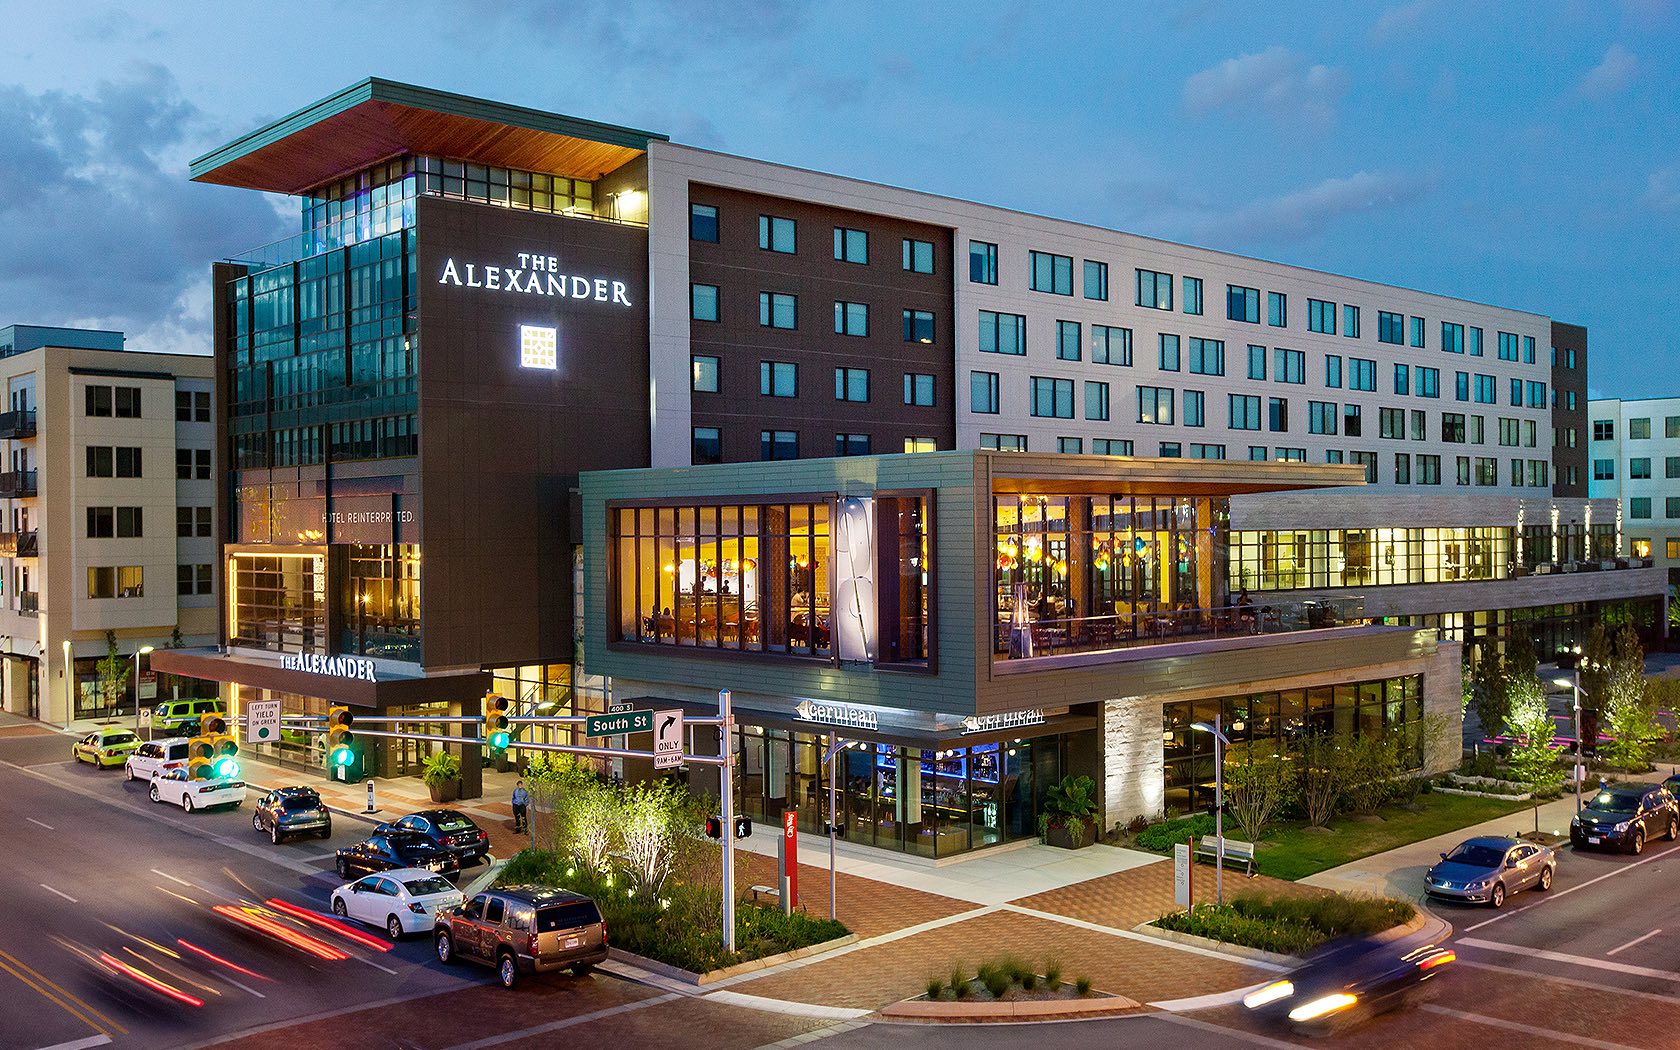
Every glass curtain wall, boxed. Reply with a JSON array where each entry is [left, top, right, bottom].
[[1229, 527, 1513, 591], [337, 543, 422, 661], [229, 553, 327, 652]]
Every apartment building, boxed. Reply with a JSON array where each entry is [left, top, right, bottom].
[[0, 325, 218, 724], [1590, 396, 1680, 595]]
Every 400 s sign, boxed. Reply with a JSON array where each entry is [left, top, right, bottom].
[[437, 252, 634, 307]]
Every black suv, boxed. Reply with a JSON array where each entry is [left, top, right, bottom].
[[386, 810, 490, 866], [1571, 784, 1680, 854], [337, 829, 459, 880], [252, 787, 333, 844]]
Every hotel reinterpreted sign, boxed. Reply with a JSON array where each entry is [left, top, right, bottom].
[[437, 252, 634, 307], [280, 653, 379, 683]]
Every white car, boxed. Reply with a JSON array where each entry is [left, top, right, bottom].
[[330, 868, 466, 940], [126, 738, 192, 782], [148, 769, 245, 812]]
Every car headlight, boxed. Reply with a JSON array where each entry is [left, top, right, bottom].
[[1289, 992, 1359, 1022], [1466, 878, 1488, 889], [1614, 821, 1630, 832], [1243, 980, 1294, 1009]]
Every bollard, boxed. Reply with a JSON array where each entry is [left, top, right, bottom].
[[366, 780, 377, 813]]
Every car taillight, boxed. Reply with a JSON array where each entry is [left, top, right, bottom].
[[439, 835, 456, 846], [527, 932, 539, 956], [601, 920, 608, 947], [1418, 950, 1455, 971], [408, 903, 427, 914]]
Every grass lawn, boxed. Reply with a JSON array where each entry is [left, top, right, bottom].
[[1256, 793, 1533, 881]]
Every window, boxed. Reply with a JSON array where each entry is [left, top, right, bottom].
[[1160, 442, 1182, 457], [970, 371, 1000, 414], [1470, 414, 1485, 444], [1474, 374, 1496, 404], [1277, 447, 1307, 461], [1441, 322, 1464, 354], [1419, 367, 1440, 398], [758, 215, 796, 253], [1092, 325, 1132, 365], [690, 203, 719, 242], [1667, 416, 1680, 439], [1325, 355, 1342, 388], [969, 240, 998, 284], [1631, 417, 1652, 439], [903, 238, 934, 274], [978, 311, 1026, 355], [1472, 457, 1495, 486], [1668, 497, 1680, 519], [1671, 539, 1680, 559], [1084, 260, 1109, 300], [1188, 337, 1225, 375], [1524, 335, 1538, 364], [759, 292, 797, 329], [1249, 446, 1269, 461], [691, 355, 719, 393], [176, 448, 210, 480], [1509, 378, 1522, 406], [835, 433, 871, 456], [1274, 348, 1305, 384], [904, 437, 937, 454], [86, 385, 141, 417], [1393, 363, 1410, 395], [1349, 358, 1376, 391], [1630, 457, 1652, 479], [1412, 409, 1427, 440], [1419, 454, 1441, 484], [1139, 386, 1175, 425], [176, 564, 212, 596], [1456, 456, 1471, 485], [1308, 298, 1337, 334], [1084, 381, 1110, 421], [1380, 407, 1406, 439], [175, 390, 210, 422], [1057, 437, 1083, 454], [1227, 284, 1260, 323], [1394, 452, 1411, 484], [1327, 450, 1344, 464], [981, 433, 1027, 451], [88, 565, 144, 599], [1469, 327, 1484, 357], [86, 446, 141, 478], [1493, 331, 1518, 361], [1029, 250, 1073, 294], [1378, 311, 1404, 344], [1527, 381, 1548, 409], [1093, 439, 1132, 456], [1593, 419, 1615, 441], [1442, 413, 1466, 442], [1455, 371, 1470, 401], [1567, 391, 1578, 410], [1344, 404, 1363, 437], [690, 283, 719, 322], [87, 507, 113, 538], [1498, 417, 1521, 446], [1351, 451, 1378, 482], [1158, 333, 1180, 371], [1136, 268, 1173, 310], [835, 368, 870, 403], [833, 301, 869, 337], [1667, 456, 1680, 479], [1262, 291, 1287, 329], [1183, 389, 1206, 427], [1269, 397, 1289, 432], [903, 373, 935, 407], [760, 361, 797, 397], [760, 430, 799, 460], [1056, 320, 1081, 361], [1527, 420, 1539, 447], [1030, 377, 1074, 418], [1182, 275, 1204, 315], [1190, 443, 1226, 460], [177, 506, 212, 537], [1631, 497, 1653, 519], [834, 227, 868, 264], [1247, 344, 1267, 380], [1410, 316, 1425, 348], [1229, 394, 1262, 430], [902, 309, 935, 344], [1309, 401, 1338, 435], [1343, 304, 1360, 339]]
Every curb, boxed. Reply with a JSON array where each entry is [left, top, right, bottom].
[[1129, 922, 1297, 968], [608, 933, 862, 986], [878, 992, 1144, 1022]]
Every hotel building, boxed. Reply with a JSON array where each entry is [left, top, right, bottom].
[[1590, 395, 1680, 600]]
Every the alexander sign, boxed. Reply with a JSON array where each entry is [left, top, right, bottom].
[[280, 652, 378, 683], [438, 252, 634, 307]]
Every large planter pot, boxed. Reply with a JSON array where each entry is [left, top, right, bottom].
[[427, 778, 459, 804], [1044, 823, 1090, 850]]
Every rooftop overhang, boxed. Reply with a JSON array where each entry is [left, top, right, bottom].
[[986, 452, 1368, 497], [150, 647, 489, 710], [190, 77, 667, 196]]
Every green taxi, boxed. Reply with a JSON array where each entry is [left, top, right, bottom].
[[72, 727, 144, 769]]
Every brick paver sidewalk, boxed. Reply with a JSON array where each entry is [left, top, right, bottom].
[[1012, 858, 1326, 930]]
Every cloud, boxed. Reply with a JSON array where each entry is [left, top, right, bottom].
[[1578, 43, 1637, 99], [1371, 0, 1439, 41], [0, 65, 290, 351], [1221, 170, 1435, 241], [1183, 47, 1349, 129], [1644, 166, 1680, 212]]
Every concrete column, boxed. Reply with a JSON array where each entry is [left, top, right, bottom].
[[457, 692, 483, 801]]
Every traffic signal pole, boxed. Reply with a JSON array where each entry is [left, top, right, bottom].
[[719, 688, 736, 953]]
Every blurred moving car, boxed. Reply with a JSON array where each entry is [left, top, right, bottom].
[[1571, 784, 1679, 854], [386, 810, 490, 866], [72, 728, 143, 768], [1243, 935, 1455, 1035], [331, 868, 466, 940], [148, 769, 245, 812], [337, 829, 459, 879], [125, 738, 191, 781], [253, 787, 333, 843], [1425, 835, 1555, 907], [434, 886, 607, 989]]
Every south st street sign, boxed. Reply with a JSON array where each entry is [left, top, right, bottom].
[[437, 253, 634, 307]]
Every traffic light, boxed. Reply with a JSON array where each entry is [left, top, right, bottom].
[[733, 815, 753, 840], [210, 733, 240, 779], [185, 733, 216, 780], [326, 706, 356, 769], [705, 816, 723, 840], [485, 694, 511, 751]]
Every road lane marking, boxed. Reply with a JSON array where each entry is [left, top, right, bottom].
[[1420, 1004, 1644, 1049], [353, 954, 399, 976], [38, 884, 77, 903], [440, 992, 683, 1050], [1465, 843, 1676, 932], [27, 816, 54, 830], [1606, 928, 1663, 956], [32, 1036, 113, 1050], [0, 945, 126, 1037], [1458, 936, 1680, 980], [1458, 958, 1680, 1005], [150, 868, 193, 886], [219, 974, 266, 999]]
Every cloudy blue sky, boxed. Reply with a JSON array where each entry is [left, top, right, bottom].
[[0, 0, 1673, 397]]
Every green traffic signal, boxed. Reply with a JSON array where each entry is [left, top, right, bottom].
[[331, 746, 354, 768], [212, 756, 240, 779], [489, 730, 511, 750]]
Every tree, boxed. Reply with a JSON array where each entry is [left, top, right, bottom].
[[1341, 732, 1400, 814], [1296, 733, 1346, 827], [1506, 671, 1560, 786], [1602, 624, 1658, 770], [1468, 651, 1510, 742], [1578, 621, 1615, 750], [96, 630, 129, 712], [1223, 747, 1294, 841], [618, 779, 702, 899]]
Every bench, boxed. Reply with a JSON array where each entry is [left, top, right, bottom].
[[749, 884, 781, 905], [1194, 837, 1257, 876]]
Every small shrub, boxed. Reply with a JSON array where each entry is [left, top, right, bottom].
[[1020, 972, 1037, 991], [1075, 975, 1093, 996], [1001, 955, 1032, 984], [1125, 814, 1150, 835], [1135, 814, 1215, 851], [949, 965, 965, 994], [926, 976, 944, 1000], [1043, 960, 1063, 988], [953, 977, 971, 999], [982, 968, 1010, 999], [1460, 751, 1502, 779]]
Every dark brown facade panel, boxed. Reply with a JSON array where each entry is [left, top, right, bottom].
[[1552, 320, 1588, 497]]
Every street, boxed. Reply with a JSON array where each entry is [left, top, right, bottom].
[[9, 721, 1680, 1050]]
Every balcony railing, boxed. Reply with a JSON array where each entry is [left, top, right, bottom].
[[0, 531, 38, 557], [995, 595, 1368, 660], [0, 470, 36, 499], [17, 591, 38, 616], [0, 409, 36, 439]]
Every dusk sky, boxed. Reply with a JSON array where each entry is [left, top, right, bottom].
[[1, 0, 1674, 398]]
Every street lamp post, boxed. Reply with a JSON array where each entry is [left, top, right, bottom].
[[133, 645, 154, 736], [62, 639, 72, 731], [1554, 669, 1585, 813], [1190, 714, 1231, 905]]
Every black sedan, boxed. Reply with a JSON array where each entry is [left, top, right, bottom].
[[336, 830, 460, 880], [1243, 935, 1455, 1035], [384, 810, 490, 866], [252, 787, 333, 843], [1570, 785, 1679, 854]]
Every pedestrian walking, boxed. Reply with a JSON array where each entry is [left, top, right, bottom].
[[511, 779, 530, 833]]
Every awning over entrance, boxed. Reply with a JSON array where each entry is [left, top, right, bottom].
[[150, 648, 489, 709]]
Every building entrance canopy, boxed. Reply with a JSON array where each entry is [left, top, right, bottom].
[[150, 647, 488, 708]]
